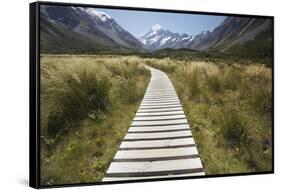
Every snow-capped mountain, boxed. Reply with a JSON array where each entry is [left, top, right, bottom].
[[82, 8, 112, 22], [186, 31, 211, 50], [40, 5, 272, 55], [139, 17, 271, 53], [40, 5, 146, 53], [138, 24, 211, 51]]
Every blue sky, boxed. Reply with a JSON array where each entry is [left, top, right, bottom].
[[96, 8, 225, 37]]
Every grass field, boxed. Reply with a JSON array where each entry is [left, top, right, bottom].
[[40, 54, 272, 185], [146, 58, 272, 174], [40, 55, 150, 185]]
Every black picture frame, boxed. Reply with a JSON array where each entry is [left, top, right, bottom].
[[30, 1, 274, 188]]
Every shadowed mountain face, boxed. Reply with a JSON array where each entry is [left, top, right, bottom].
[[139, 17, 272, 56], [193, 17, 272, 53], [40, 5, 146, 53]]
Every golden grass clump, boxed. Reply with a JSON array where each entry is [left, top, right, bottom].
[[146, 58, 272, 174], [40, 55, 150, 185]]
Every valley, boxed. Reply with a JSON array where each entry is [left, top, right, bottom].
[[39, 4, 273, 186], [40, 5, 272, 62], [40, 55, 272, 185]]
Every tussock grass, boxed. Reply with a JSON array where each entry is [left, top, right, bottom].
[[40, 55, 149, 185], [147, 59, 272, 174], [41, 54, 272, 184]]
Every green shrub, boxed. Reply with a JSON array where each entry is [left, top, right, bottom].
[[189, 75, 200, 98], [78, 70, 112, 112], [165, 64, 177, 73], [58, 74, 90, 122], [93, 160, 108, 172], [250, 85, 272, 113], [46, 70, 112, 138], [47, 111, 68, 138], [147, 59, 176, 73], [106, 64, 122, 77], [118, 78, 139, 103], [223, 68, 242, 90], [239, 77, 272, 113], [58, 71, 112, 121], [220, 110, 246, 147], [188, 69, 201, 99], [206, 74, 222, 93]]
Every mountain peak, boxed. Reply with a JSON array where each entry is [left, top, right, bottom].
[[200, 30, 210, 35], [82, 8, 111, 22], [41, 5, 145, 53], [151, 24, 162, 32]]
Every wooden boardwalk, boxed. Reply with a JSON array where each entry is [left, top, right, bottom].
[[103, 67, 204, 181]]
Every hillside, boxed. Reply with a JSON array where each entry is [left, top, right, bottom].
[[194, 17, 273, 57], [40, 5, 146, 54]]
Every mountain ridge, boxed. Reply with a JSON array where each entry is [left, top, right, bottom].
[[139, 17, 272, 54], [40, 5, 272, 58], [40, 5, 146, 53]]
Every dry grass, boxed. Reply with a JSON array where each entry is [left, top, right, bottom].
[[40, 54, 272, 185], [147, 59, 272, 174], [40, 55, 149, 185]]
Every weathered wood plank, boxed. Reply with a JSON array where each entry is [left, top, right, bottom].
[[140, 101, 181, 106], [103, 172, 205, 181], [120, 138, 195, 149], [140, 101, 181, 105], [106, 158, 203, 175], [137, 107, 183, 113], [124, 130, 192, 141], [131, 119, 188, 126], [128, 124, 190, 132], [114, 147, 199, 160], [136, 110, 185, 116], [142, 98, 180, 102], [139, 104, 182, 109], [133, 114, 186, 121]]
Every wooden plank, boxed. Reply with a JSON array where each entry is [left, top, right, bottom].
[[144, 95, 177, 98], [141, 100, 180, 104], [145, 89, 174, 91], [124, 130, 192, 140], [145, 91, 176, 94], [143, 95, 178, 98], [140, 101, 181, 106], [145, 92, 175, 94], [147, 87, 173, 89], [137, 107, 183, 113], [106, 158, 203, 175], [114, 147, 199, 160], [145, 94, 176, 96], [142, 98, 180, 102], [120, 138, 195, 149], [146, 89, 175, 91], [133, 114, 186, 121], [136, 110, 185, 116], [103, 172, 205, 181], [139, 104, 182, 109], [131, 119, 188, 126], [128, 124, 190, 132]]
